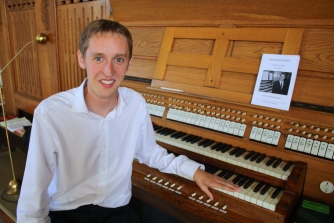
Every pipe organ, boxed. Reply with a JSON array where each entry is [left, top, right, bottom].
[[0, 0, 333, 222]]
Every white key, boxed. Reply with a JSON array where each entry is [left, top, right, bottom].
[[253, 156, 270, 172], [250, 183, 266, 204], [238, 181, 257, 200], [217, 147, 234, 162], [268, 190, 284, 211], [256, 186, 275, 206], [282, 163, 295, 180], [244, 182, 261, 202]]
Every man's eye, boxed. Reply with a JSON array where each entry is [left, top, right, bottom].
[[95, 57, 103, 61], [115, 58, 124, 63]]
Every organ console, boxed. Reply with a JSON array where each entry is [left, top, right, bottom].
[[0, 0, 333, 222], [117, 7, 334, 221]]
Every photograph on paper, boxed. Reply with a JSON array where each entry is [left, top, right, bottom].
[[251, 54, 300, 111]]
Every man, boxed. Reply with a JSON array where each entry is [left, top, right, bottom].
[[272, 73, 289, 95], [17, 19, 240, 223]]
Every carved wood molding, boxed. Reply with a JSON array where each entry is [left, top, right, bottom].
[[56, 0, 98, 6], [41, 0, 50, 30], [5, 0, 35, 11]]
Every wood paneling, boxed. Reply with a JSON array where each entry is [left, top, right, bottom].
[[57, 0, 110, 91], [109, 0, 334, 22]]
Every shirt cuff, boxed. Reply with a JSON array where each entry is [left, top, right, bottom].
[[180, 159, 205, 181]]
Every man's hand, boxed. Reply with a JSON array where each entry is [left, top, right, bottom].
[[193, 168, 241, 201]]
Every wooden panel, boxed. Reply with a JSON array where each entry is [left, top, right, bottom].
[[7, 10, 42, 99], [57, 0, 109, 91], [151, 27, 304, 104], [299, 29, 334, 73], [109, 0, 334, 22], [0, 0, 16, 116]]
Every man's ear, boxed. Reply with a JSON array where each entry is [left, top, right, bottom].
[[77, 50, 86, 69]]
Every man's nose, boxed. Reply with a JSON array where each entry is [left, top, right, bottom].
[[103, 61, 113, 77]]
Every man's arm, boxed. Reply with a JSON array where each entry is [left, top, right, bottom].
[[17, 112, 56, 223]]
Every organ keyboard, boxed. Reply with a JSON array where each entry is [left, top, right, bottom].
[[153, 124, 295, 181]]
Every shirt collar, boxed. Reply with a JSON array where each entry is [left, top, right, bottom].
[[71, 78, 127, 118]]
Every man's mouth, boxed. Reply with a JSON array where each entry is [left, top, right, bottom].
[[101, 80, 115, 85]]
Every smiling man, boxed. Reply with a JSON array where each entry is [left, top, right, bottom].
[[17, 19, 240, 223]]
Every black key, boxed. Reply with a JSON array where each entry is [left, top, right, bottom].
[[203, 140, 215, 148], [163, 129, 176, 136], [266, 157, 276, 166], [182, 134, 194, 141], [174, 132, 187, 139], [244, 151, 255, 160], [256, 154, 266, 163], [235, 148, 246, 157], [232, 175, 243, 184], [223, 172, 234, 180], [218, 169, 229, 178], [253, 182, 264, 193], [229, 147, 241, 156], [156, 127, 168, 134], [243, 178, 255, 189], [211, 142, 223, 150], [260, 184, 271, 195], [273, 158, 282, 168], [250, 152, 261, 162], [190, 136, 202, 144], [170, 131, 183, 138], [205, 165, 215, 173], [153, 125, 163, 131], [198, 139, 210, 146], [271, 188, 282, 199], [210, 167, 220, 175], [221, 144, 232, 153], [214, 143, 227, 151], [237, 177, 249, 187], [283, 161, 293, 171], [185, 135, 197, 142]]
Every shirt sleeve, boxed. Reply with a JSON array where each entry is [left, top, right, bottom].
[[135, 104, 204, 180], [16, 111, 56, 223]]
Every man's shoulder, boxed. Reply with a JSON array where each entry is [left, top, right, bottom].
[[36, 88, 76, 114]]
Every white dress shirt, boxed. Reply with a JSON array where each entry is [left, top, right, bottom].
[[17, 79, 203, 223]]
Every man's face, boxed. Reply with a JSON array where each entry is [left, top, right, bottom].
[[279, 74, 286, 81], [77, 32, 131, 103]]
